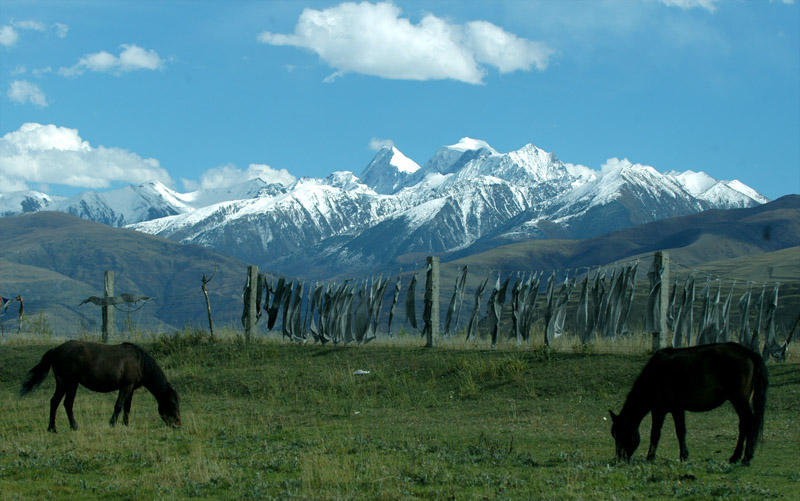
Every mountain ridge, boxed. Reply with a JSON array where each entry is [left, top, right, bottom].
[[0, 138, 772, 278]]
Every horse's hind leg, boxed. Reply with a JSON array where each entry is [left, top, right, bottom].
[[673, 410, 689, 461], [48, 382, 66, 433], [63, 382, 80, 431], [730, 398, 755, 465], [647, 410, 666, 461]]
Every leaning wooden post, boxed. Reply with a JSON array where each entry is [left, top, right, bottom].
[[244, 265, 259, 342], [102, 270, 115, 343], [652, 251, 670, 351], [201, 268, 215, 338], [425, 256, 440, 348]]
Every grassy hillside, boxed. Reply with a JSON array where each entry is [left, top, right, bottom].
[[447, 195, 800, 274], [1, 333, 798, 499], [0, 212, 251, 333]]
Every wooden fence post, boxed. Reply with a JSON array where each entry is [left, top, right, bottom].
[[425, 256, 440, 348], [652, 251, 670, 351], [244, 265, 259, 342], [202, 268, 215, 338], [102, 270, 114, 343]]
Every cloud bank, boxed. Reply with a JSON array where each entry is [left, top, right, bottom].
[[182, 163, 296, 192], [258, 1, 553, 84], [0, 123, 173, 192], [657, 0, 720, 11], [60, 44, 165, 76]]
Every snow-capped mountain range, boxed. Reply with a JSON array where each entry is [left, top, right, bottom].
[[0, 138, 769, 278]]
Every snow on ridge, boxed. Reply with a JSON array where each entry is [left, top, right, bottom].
[[389, 147, 420, 173], [668, 170, 717, 196], [724, 180, 769, 203]]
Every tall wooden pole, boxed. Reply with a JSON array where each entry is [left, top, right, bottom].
[[652, 251, 670, 351], [102, 270, 115, 343], [245, 265, 259, 342], [425, 256, 440, 348], [202, 278, 214, 337]]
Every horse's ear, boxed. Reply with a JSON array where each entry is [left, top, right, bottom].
[[609, 410, 618, 422]]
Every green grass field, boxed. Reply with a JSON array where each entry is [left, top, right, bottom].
[[1, 331, 798, 500]]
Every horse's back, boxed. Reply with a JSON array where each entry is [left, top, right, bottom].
[[51, 341, 144, 391], [645, 343, 759, 412]]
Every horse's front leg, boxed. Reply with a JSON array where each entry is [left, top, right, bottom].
[[647, 410, 666, 461], [673, 410, 689, 461], [110, 385, 134, 427], [122, 390, 134, 426]]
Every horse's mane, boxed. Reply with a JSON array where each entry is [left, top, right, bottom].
[[123, 342, 171, 393]]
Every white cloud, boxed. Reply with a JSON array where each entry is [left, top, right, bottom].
[[656, 0, 720, 12], [54, 22, 69, 38], [7, 80, 48, 107], [183, 163, 296, 191], [464, 21, 552, 73], [0, 123, 173, 193], [564, 162, 597, 181], [600, 157, 659, 175], [601, 157, 632, 174], [1, 20, 67, 47], [0, 25, 19, 47], [13, 20, 47, 32], [369, 138, 395, 151], [258, 1, 553, 84], [60, 44, 165, 76]]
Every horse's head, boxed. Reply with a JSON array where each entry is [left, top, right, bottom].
[[159, 386, 181, 428], [609, 410, 639, 461]]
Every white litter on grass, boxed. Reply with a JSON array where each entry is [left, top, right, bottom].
[[353, 370, 370, 375]]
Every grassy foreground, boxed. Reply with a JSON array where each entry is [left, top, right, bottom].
[[1, 332, 798, 500]]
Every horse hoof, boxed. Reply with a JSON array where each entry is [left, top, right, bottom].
[[47, 427, 57, 434]]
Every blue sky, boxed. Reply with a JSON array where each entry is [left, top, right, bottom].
[[1, 0, 798, 200]]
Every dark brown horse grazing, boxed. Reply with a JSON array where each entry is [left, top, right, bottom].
[[19, 340, 180, 432], [610, 342, 767, 466]]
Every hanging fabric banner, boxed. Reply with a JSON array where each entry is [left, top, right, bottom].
[[717, 282, 735, 343], [466, 277, 489, 340], [387, 277, 401, 337], [405, 272, 419, 330]]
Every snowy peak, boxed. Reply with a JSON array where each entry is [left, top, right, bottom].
[[423, 138, 498, 176], [359, 146, 421, 194], [388, 147, 420, 174], [668, 170, 769, 208], [669, 170, 718, 196], [499, 143, 569, 184], [0, 190, 63, 216]]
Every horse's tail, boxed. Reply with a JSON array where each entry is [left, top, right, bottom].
[[19, 348, 54, 397], [751, 352, 769, 449]]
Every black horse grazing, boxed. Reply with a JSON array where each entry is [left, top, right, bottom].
[[19, 341, 180, 432], [610, 342, 767, 466]]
